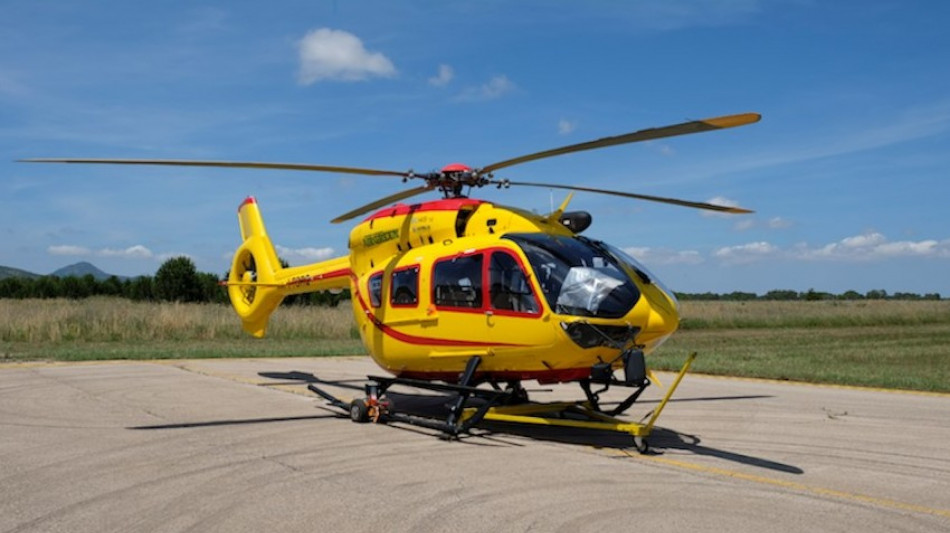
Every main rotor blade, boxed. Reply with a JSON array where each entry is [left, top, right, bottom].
[[506, 180, 754, 214], [20, 158, 409, 177], [331, 185, 434, 224], [480, 113, 761, 175]]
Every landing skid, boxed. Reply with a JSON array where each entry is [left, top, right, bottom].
[[307, 352, 698, 454]]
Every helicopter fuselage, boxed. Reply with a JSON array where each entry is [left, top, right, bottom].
[[343, 198, 679, 383]]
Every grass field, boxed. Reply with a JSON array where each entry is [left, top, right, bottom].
[[652, 300, 950, 392], [1, 298, 948, 392]]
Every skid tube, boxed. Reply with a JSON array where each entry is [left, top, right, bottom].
[[459, 352, 697, 453], [308, 356, 520, 438], [306, 353, 698, 451]]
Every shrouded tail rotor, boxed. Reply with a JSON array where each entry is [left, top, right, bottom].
[[228, 197, 285, 337]]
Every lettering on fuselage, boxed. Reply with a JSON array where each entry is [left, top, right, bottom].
[[363, 229, 399, 247]]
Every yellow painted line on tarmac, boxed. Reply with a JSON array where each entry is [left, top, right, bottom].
[[653, 370, 950, 398], [616, 450, 950, 519]]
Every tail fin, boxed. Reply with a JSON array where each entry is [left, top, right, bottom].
[[227, 197, 350, 338]]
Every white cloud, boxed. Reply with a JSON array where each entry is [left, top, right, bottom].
[[616, 231, 950, 269], [794, 231, 950, 261], [48, 245, 91, 256], [276, 245, 337, 264], [48, 244, 163, 260], [701, 196, 743, 218], [841, 232, 886, 248], [625, 246, 704, 266], [428, 64, 454, 87], [657, 144, 675, 156], [454, 75, 515, 102], [297, 28, 396, 84], [734, 219, 756, 231], [558, 118, 576, 135], [713, 241, 779, 264], [734, 216, 793, 231], [768, 217, 792, 229], [99, 245, 153, 259]]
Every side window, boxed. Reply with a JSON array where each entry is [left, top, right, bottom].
[[391, 266, 419, 306], [368, 272, 383, 308], [490, 252, 540, 314], [433, 254, 483, 309]]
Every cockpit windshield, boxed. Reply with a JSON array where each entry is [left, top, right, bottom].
[[504, 233, 641, 318]]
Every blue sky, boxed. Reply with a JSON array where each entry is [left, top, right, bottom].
[[3, 1, 949, 295]]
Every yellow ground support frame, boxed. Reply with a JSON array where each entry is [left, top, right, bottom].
[[460, 353, 697, 449]]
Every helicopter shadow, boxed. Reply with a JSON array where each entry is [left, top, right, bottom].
[[251, 370, 801, 474]]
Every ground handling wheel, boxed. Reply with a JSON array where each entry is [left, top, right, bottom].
[[634, 437, 650, 454], [350, 399, 370, 423]]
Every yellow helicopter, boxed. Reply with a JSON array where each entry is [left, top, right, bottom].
[[25, 112, 759, 449]]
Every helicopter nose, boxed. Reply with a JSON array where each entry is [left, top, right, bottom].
[[636, 286, 680, 351]]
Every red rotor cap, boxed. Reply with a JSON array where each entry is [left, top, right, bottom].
[[440, 163, 472, 173]]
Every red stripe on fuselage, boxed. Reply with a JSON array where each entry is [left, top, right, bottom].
[[285, 267, 353, 287], [349, 272, 527, 348]]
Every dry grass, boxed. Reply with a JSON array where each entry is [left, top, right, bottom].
[[0, 298, 360, 361], [0, 298, 356, 343], [2, 298, 948, 392]]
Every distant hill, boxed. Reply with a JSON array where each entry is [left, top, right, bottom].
[[51, 262, 123, 281], [0, 266, 41, 280], [0, 262, 125, 281]]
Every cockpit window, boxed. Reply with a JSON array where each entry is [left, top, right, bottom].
[[433, 254, 483, 309], [503, 233, 640, 318], [489, 251, 540, 315], [601, 242, 679, 310]]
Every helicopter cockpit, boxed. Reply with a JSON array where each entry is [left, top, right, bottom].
[[504, 233, 657, 319]]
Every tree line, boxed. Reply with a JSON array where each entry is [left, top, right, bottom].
[[675, 289, 942, 301], [0, 257, 349, 306], [1, 257, 940, 303]]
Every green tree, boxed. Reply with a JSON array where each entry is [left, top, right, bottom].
[[100, 275, 124, 297], [154, 257, 204, 302], [199, 272, 227, 304], [0, 277, 29, 298], [61, 276, 91, 299], [127, 276, 155, 301], [31, 276, 62, 298], [763, 290, 799, 301]]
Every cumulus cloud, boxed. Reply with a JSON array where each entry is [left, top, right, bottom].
[[701, 196, 743, 218], [276, 245, 336, 264], [620, 230, 950, 268], [48, 245, 92, 256], [99, 245, 154, 259], [793, 231, 950, 261], [48, 244, 157, 260], [734, 216, 793, 231], [558, 119, 576, 135], [625, 246, 704, 266], [768, 217, 793, 229], [454, 75, 515, 102], [707, 231, 950, 265], [297, 28, 396, 84], [713, 241, 779, 264], [428, 64, 454, 87]]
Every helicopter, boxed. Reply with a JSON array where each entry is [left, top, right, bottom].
[[24, 112, 760, 449]]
